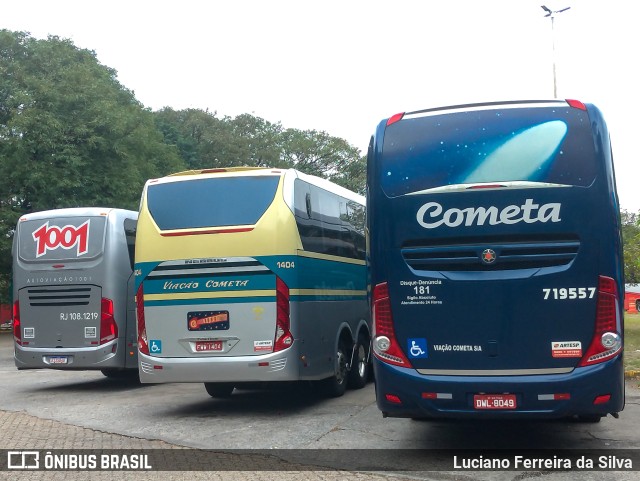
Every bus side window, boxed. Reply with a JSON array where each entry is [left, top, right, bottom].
[[123, 218, 137, 271]]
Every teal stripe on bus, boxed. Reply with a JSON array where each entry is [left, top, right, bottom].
[[144, 296, 277, 307]]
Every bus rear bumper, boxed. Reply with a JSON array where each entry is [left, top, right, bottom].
[[373, 356, 625, 420], [138, 349, 300, 384], [14, 339, 124, 370]]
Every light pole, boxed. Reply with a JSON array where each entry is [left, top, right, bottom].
[[541, 5, 571, 98]]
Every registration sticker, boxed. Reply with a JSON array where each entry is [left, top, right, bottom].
[[254, 340, 273, 352], [551, 341, 582, 358], [85, 327, 97, 338], [23, 328, 35, 339]]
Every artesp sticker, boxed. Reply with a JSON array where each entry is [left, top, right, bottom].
[[254, 340, 273, 352], [551, 341, 582, 358]]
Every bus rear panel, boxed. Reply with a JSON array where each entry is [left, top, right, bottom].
[[367, 100, 624, 420], [135, 168, 369, 396], [12, 208, 138, 373]]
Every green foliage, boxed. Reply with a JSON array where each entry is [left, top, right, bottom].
[[0, 30, 185, 302], [153, 107, 365, 193], [621, 209, 640, 284], [624, 313, 640, 373]]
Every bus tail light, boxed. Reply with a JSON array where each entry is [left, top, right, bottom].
[[13, 301, 22, 346], [579, 276, 622, 367], [274, 277, 294, 352], [100, 298, 118, 345], [136, 284, 150, 355], [372, 282, 412, 367]]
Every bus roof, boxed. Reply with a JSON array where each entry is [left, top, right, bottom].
[[148, 168, 365, 205], [19, 207, 137, 223]]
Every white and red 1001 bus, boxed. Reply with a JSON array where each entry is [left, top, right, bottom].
[[12, 207, 138, 378]]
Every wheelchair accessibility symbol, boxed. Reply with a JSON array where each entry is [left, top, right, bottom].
[[150, 340, 162, 354], [407, 338, 428, 359]]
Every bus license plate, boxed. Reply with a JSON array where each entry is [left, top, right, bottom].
[[474, 394, 516, 410], [48, 356, 69, 365], [195, 341, 223, 352]]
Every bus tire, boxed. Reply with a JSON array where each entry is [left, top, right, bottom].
[[636, 300, 640, 313], [204, 382, 235, 398], [321, 341, 349, 398], [348, 336, 370, 390]]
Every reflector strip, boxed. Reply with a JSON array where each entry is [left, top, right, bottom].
[[538, 393, 571, 401], [385, 394, 402, 404], [594, 394, 611, 405], [421, 392, 453, 400]]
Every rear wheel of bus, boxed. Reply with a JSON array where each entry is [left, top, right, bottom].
[[321, 341, 349, 398], [348, 334, 370, 390], [204, 382, 235, 398]]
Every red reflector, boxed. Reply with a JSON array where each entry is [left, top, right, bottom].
[[52, 264, 65, 268], [258, 362, 269, 367], [153, 365, 163, 370], [386, 112, 405, 126], [385, 394, 402, 404], [555, 393, 571, 400], [594, 394, 611, 405], [566, 99, 586, 110], [421, 392, 437, 399]]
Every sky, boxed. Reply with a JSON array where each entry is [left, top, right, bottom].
[[4, 0, 640, 210]]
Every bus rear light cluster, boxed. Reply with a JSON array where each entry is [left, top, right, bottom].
[[372, 282, 412, 367], [99, 298, 118, 345], [578, 276, 622, 367], [274, 277, 294, 352], [12, 301, 22, 346], [136, 284, 150, 355]]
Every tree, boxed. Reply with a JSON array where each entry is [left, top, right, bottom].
[[621, 209, 640, 284], [154, 108, 366, 193], [0, 30, 184, 302]]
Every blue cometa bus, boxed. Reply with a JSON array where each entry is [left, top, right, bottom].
[[367, 99, 624, 421]]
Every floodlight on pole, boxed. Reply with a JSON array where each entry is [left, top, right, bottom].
[[541, 5, 571, 98]]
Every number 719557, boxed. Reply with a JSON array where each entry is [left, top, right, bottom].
[[543, 287, 596, 300]]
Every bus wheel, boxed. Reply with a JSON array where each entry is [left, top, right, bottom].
[[348, 336, 370, 390], [204, 382, 235, 398], [321, 342, 349, 398], [636, 300, 640, 313]]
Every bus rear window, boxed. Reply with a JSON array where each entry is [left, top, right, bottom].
[[380, 105, 598, 197], [147, 176, 280, 230]]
